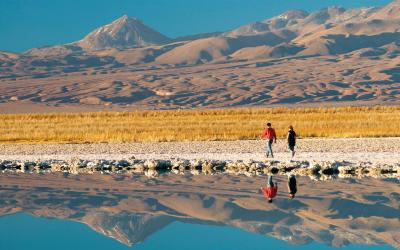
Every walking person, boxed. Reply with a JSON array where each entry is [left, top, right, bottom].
[[262, 123, 277, 158], [287, 175, 297, 199], [260, 175, 278, 203], [287, 125, 296, 160]]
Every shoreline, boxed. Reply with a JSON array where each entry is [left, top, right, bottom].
[[1, 156, 399, 180]]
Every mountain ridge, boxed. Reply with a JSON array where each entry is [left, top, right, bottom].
[[17, 1, 400, 58]]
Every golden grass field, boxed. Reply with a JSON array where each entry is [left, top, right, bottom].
[[0, 106, 399, 143]]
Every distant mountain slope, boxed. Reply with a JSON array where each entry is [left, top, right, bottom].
[[76, 15, 171, 51], [225, 7, 380, 37], [156, 30, 296, 65], [0, 51, 19, 73], [0, 51, 19, 61], [172, 32, 223, 42], [25, 15, 171, 56], [368, 0, 400, 19]]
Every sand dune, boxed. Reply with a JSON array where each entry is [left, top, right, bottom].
[[2, 51, 399, 111]]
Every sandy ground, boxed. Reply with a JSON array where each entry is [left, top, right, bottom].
[[0, 138, 399, 163]]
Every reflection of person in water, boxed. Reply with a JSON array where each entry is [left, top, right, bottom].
[[260, 175, 278, 203], [287, 175, 297, 199]]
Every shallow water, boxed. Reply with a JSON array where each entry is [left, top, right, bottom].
[[0, 173, 398, 249]]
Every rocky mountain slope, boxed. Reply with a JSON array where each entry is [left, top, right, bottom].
[[0, 1, 399, 112]]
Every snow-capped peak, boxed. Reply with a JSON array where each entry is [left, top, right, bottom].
[[76, 15, 170, 51]]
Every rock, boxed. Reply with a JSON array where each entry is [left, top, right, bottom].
[[145, 169, 159, 178], [117, 160, 130, 167], [87, 161, 98, 169], [171, 159, 191, 169], [51, 163, 63, 172], [190, 159, 203, 170], [212, 160, 226, 171], [202, 160, 214, 174], [132, 162, 146, 172], [37, 161, 51, 169], [145, 159, 171, 170], [338, 166, 356, 174], [111, 165, 122, 172], [0, 158, 398, 179], [146, 159, 158, 169], [25, 161, 37, 169], [158, 160, 172, 170], [309, 161, 321, 173]]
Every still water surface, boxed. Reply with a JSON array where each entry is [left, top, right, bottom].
[[0, 213, 395, 250], [0, 172, 398, 250]]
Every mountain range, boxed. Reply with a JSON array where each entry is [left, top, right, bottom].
[[0, 1, 400, 112]]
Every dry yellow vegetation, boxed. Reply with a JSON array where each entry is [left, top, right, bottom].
[[0, 106, 399, 143]]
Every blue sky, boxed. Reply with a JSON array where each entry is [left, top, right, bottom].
[[0, 0, 393, 52]]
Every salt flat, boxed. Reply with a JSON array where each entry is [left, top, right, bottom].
[[1, 138, 399, 163]]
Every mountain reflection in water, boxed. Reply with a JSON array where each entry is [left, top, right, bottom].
[[0, 173, 398, 249]]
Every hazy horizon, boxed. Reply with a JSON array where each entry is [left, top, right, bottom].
[[0, 0, 393, 53]]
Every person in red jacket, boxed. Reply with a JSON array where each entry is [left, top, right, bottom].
[[260, 175, 278, 203], [261, 122, 277, 158]]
